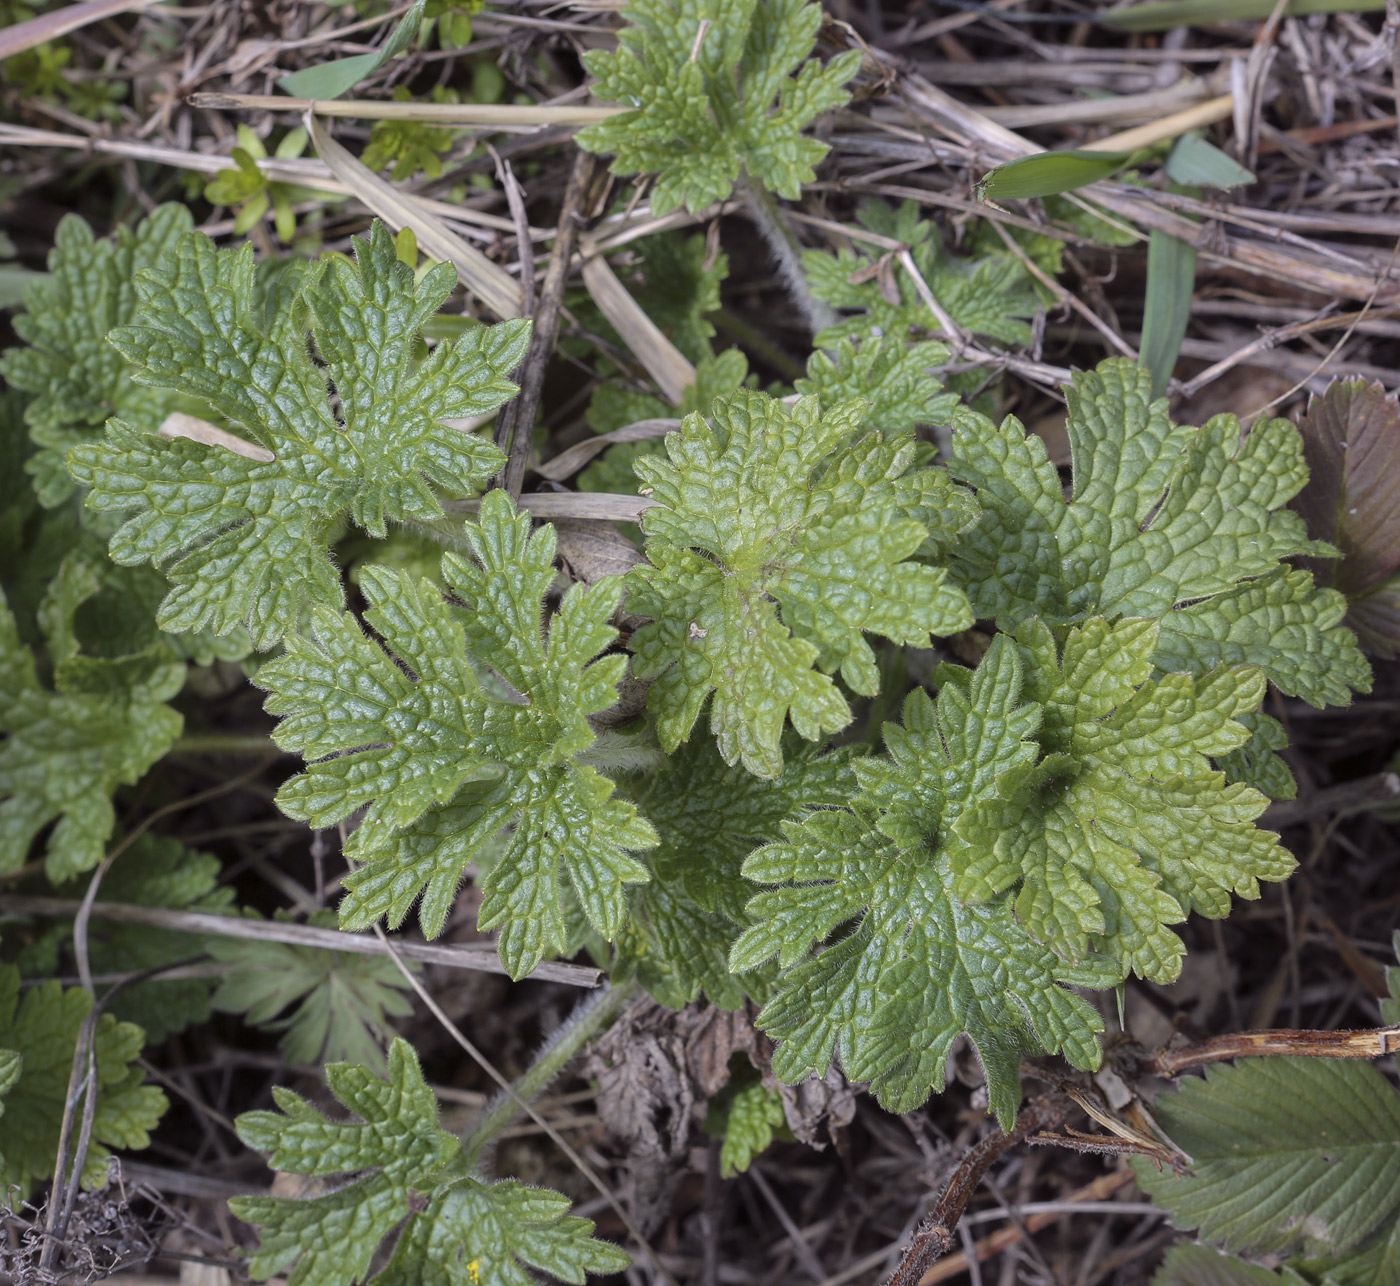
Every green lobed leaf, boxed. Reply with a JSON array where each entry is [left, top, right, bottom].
[[259, 490, 656, 979], [614, 732, 858, 1009], [1216, 710, 1297, 802], [577, 0, 860, 215], [231, 1037, 460, 1286], [948, 356, 1370, 706], [0, 963, 167, 1195], [1133, 1057, 1400, 1261], [67, 221, 529, 649], [0, 579, 183, 883], [0, 204, 196, 507], [711, 1079, 786, 1177], [804, 199, 1046, 348], [377, 1176, 631, 1285], [955, 616, 1293, 982], [732, 636, 1118, 1127], [795, 336, 959, 435], [628, 388, 974, 777], [209, 912, 415, 1071]]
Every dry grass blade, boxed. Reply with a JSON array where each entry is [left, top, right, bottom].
[[192, 91, 626, 126], [1079, 94, 1236, 153], [444, 490, 660, 521], [159, 413, 273, 463], [0, 0, 158, 60], [536, 417, 681, 482], [0, 123, 541, 239], [579, 249, 697, 405], [0, 895, 602, 986], [306, 112, 523, 318]]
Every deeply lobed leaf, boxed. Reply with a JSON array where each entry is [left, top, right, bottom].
[[210, 912, 415, 1071], [232, 1038, 460, 1286], [0, 964, 167, 1194], [628, 389, 974, 777], [577, 0, 859, 215], [614, 732, 858, 1009], [67, 222, 529, 648], [955, 616, 1294, 983], [0, 204, 194, 506], [803, 199, 1045, 348], [732, 637, 1118, 1126], [259, 490, 656, 979], [947, 357, 1370, 706], [0, 578, 182, 883]]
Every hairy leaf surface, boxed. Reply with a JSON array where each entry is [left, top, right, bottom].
[[732, 637, 1117, 1125], [0, 964, 166, 1193], [956, 617, 1293, 982], [0, 204, 194, 506], [0, 576, 182, 882], [68, 222, 529, 648], [615, 733, 857, 1008], [377, 1177, 631, 1286], [628, 389, 974, 777], [260, 491, 656, 978], [232, 1038, 460, 1286], [578, 0, 859, 215], [948, 358, 1369, 705]]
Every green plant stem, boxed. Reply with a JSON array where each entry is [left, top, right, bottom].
[[462, 976, 639, 1168], [170, 734, 280, 755], [739, 172, 838, 340]]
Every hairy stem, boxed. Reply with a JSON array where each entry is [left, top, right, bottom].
[[462, 976, 639, 1168], [739, 172, 838, 339]]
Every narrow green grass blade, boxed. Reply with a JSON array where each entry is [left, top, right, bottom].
[[1140, 227, 1197, 398], [1166, 132, 1255, 188], [279, 0, 425, 100], [978, 149, 1137, 200], [1099, 0, 1383, 33]]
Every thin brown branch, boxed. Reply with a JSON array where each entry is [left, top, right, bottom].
[[496, 149, 596, 498], [0, 896, 601, 986], [886, 1095, 1068, 1286], [1141, 1024, 1400, 1078]]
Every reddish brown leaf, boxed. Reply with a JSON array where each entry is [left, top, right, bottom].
[[1294, 379, 1400, 595]]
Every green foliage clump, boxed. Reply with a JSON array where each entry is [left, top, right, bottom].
[[0, 573, 182, 883], [578, 0, 860, 214], [627, 388, 975, 777], [732, 639, 1117, 1125], [614, 733, 857, 1008], [259, 490, 657, 979], [68, 221, 529, 648], [362, 86, 464, 179], [0, 204, 195, 506], [804, 200, 1047, 348], [232, 1038, 629, 1286], [0, 964, 167, 1192]]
